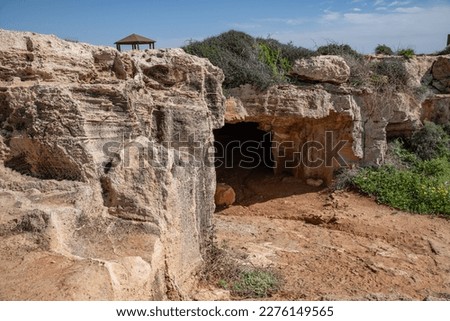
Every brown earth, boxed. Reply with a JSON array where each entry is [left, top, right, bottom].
[[212, 166, 450, 300]]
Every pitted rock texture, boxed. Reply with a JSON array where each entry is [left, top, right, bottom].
[[226, 55, 450, 184], [431, 56, 450, 93], [290, 55, 351, 84], [0, 29, 224, 300]]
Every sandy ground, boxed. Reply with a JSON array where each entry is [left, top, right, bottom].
[[213, 167, 450, 300]]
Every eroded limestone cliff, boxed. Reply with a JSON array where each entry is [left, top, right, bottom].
[[0, 29, 224, 300], [225, 54, 450, 184], [0, 29, 449, 300]]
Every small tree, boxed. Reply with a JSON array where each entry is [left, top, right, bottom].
[[375, 44, 393, 55]]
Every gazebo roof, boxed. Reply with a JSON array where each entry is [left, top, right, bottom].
[[115, 33, 156, 45]]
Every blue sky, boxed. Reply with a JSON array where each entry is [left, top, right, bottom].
[[0, 0, 449, 53]]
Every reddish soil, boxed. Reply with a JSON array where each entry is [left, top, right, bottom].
[[214, 167, 450, 300]]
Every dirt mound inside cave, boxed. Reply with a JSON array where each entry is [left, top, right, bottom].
[[211, 167, 450, 300]]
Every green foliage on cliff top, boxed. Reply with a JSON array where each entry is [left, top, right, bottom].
[[183, 30, 416, 92], [183, 30, 314, 89], [375, 44, 394, 55]]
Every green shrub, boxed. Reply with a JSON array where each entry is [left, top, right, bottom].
[[202, 237, 281, 298], [257, 38, 315, 64], [443, 123, 450, 136], [273, 40, 315, 63], [397, 48, 415, 59], [353, 165, 450, 215], [375, 44, 394, 55], [232, 269, 280, 298], [370, 59, 410, 90], [351, 129, 450, 216], [316, 43, 362, 59], [353, 166, 418, 210], [387, 138, 419, 166], [257, 42, 289, 81], [332, 167, 360, 190], [184, 30, 313, 89], [410, 121, 450, 160], [184, 30, 274, 89]]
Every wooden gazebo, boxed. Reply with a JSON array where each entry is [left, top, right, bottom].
[[114, 33, 156, 51]]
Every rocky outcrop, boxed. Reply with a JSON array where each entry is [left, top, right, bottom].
[[226, 84, 363, 184], [0, 29, 449, 300], [290, 55, 350, 84], [226, 54, 450, 184], [431, 56, 450, 93], [421, 56, 450, 125], [0, 29, 224, 300]]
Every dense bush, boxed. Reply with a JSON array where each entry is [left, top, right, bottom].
[[184, 30, 418, 92], [183, 30, 313, 89], [184, 30, 272, 89], [375, 44, 394, 55], [370, 59, 410, 90], [316, 43, 362, 58], [410, 121, 450, 160]]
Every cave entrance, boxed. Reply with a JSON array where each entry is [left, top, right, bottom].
[[213, 122, 276, 205], [214, 122, 274, 171]]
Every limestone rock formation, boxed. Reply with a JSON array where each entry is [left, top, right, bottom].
[[0, 29, 224, 300], [227, 83, 363, 184], [226, 55, 450, 184], [431, 56, 450, 93], [290, 55, 350, 84], [0, 28, 449, 300]]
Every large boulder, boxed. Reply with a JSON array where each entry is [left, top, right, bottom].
[[290, 55, 350, 84], [214, 183, 236, 207]]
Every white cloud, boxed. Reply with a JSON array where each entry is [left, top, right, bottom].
[[273, 5, 450, 53], [352, 8, 362, 11], [230, 22, 261, 29], [374, 0, 385, 6], [228, 17, 309, 31], [388, 1, 411, 7], [321, 10, 342, 22], [253, 17, 308, 26], [393, 6, 423, 13], [375, 6, 388, 10]]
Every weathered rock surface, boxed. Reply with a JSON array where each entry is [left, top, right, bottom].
[[0, 28, 449, 300], [0, 29, 224, 300], [226, 55, 450, 184], [290, 55, 350, 84], [227, 84, 363, 184], [431, 56, 450, 93]]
